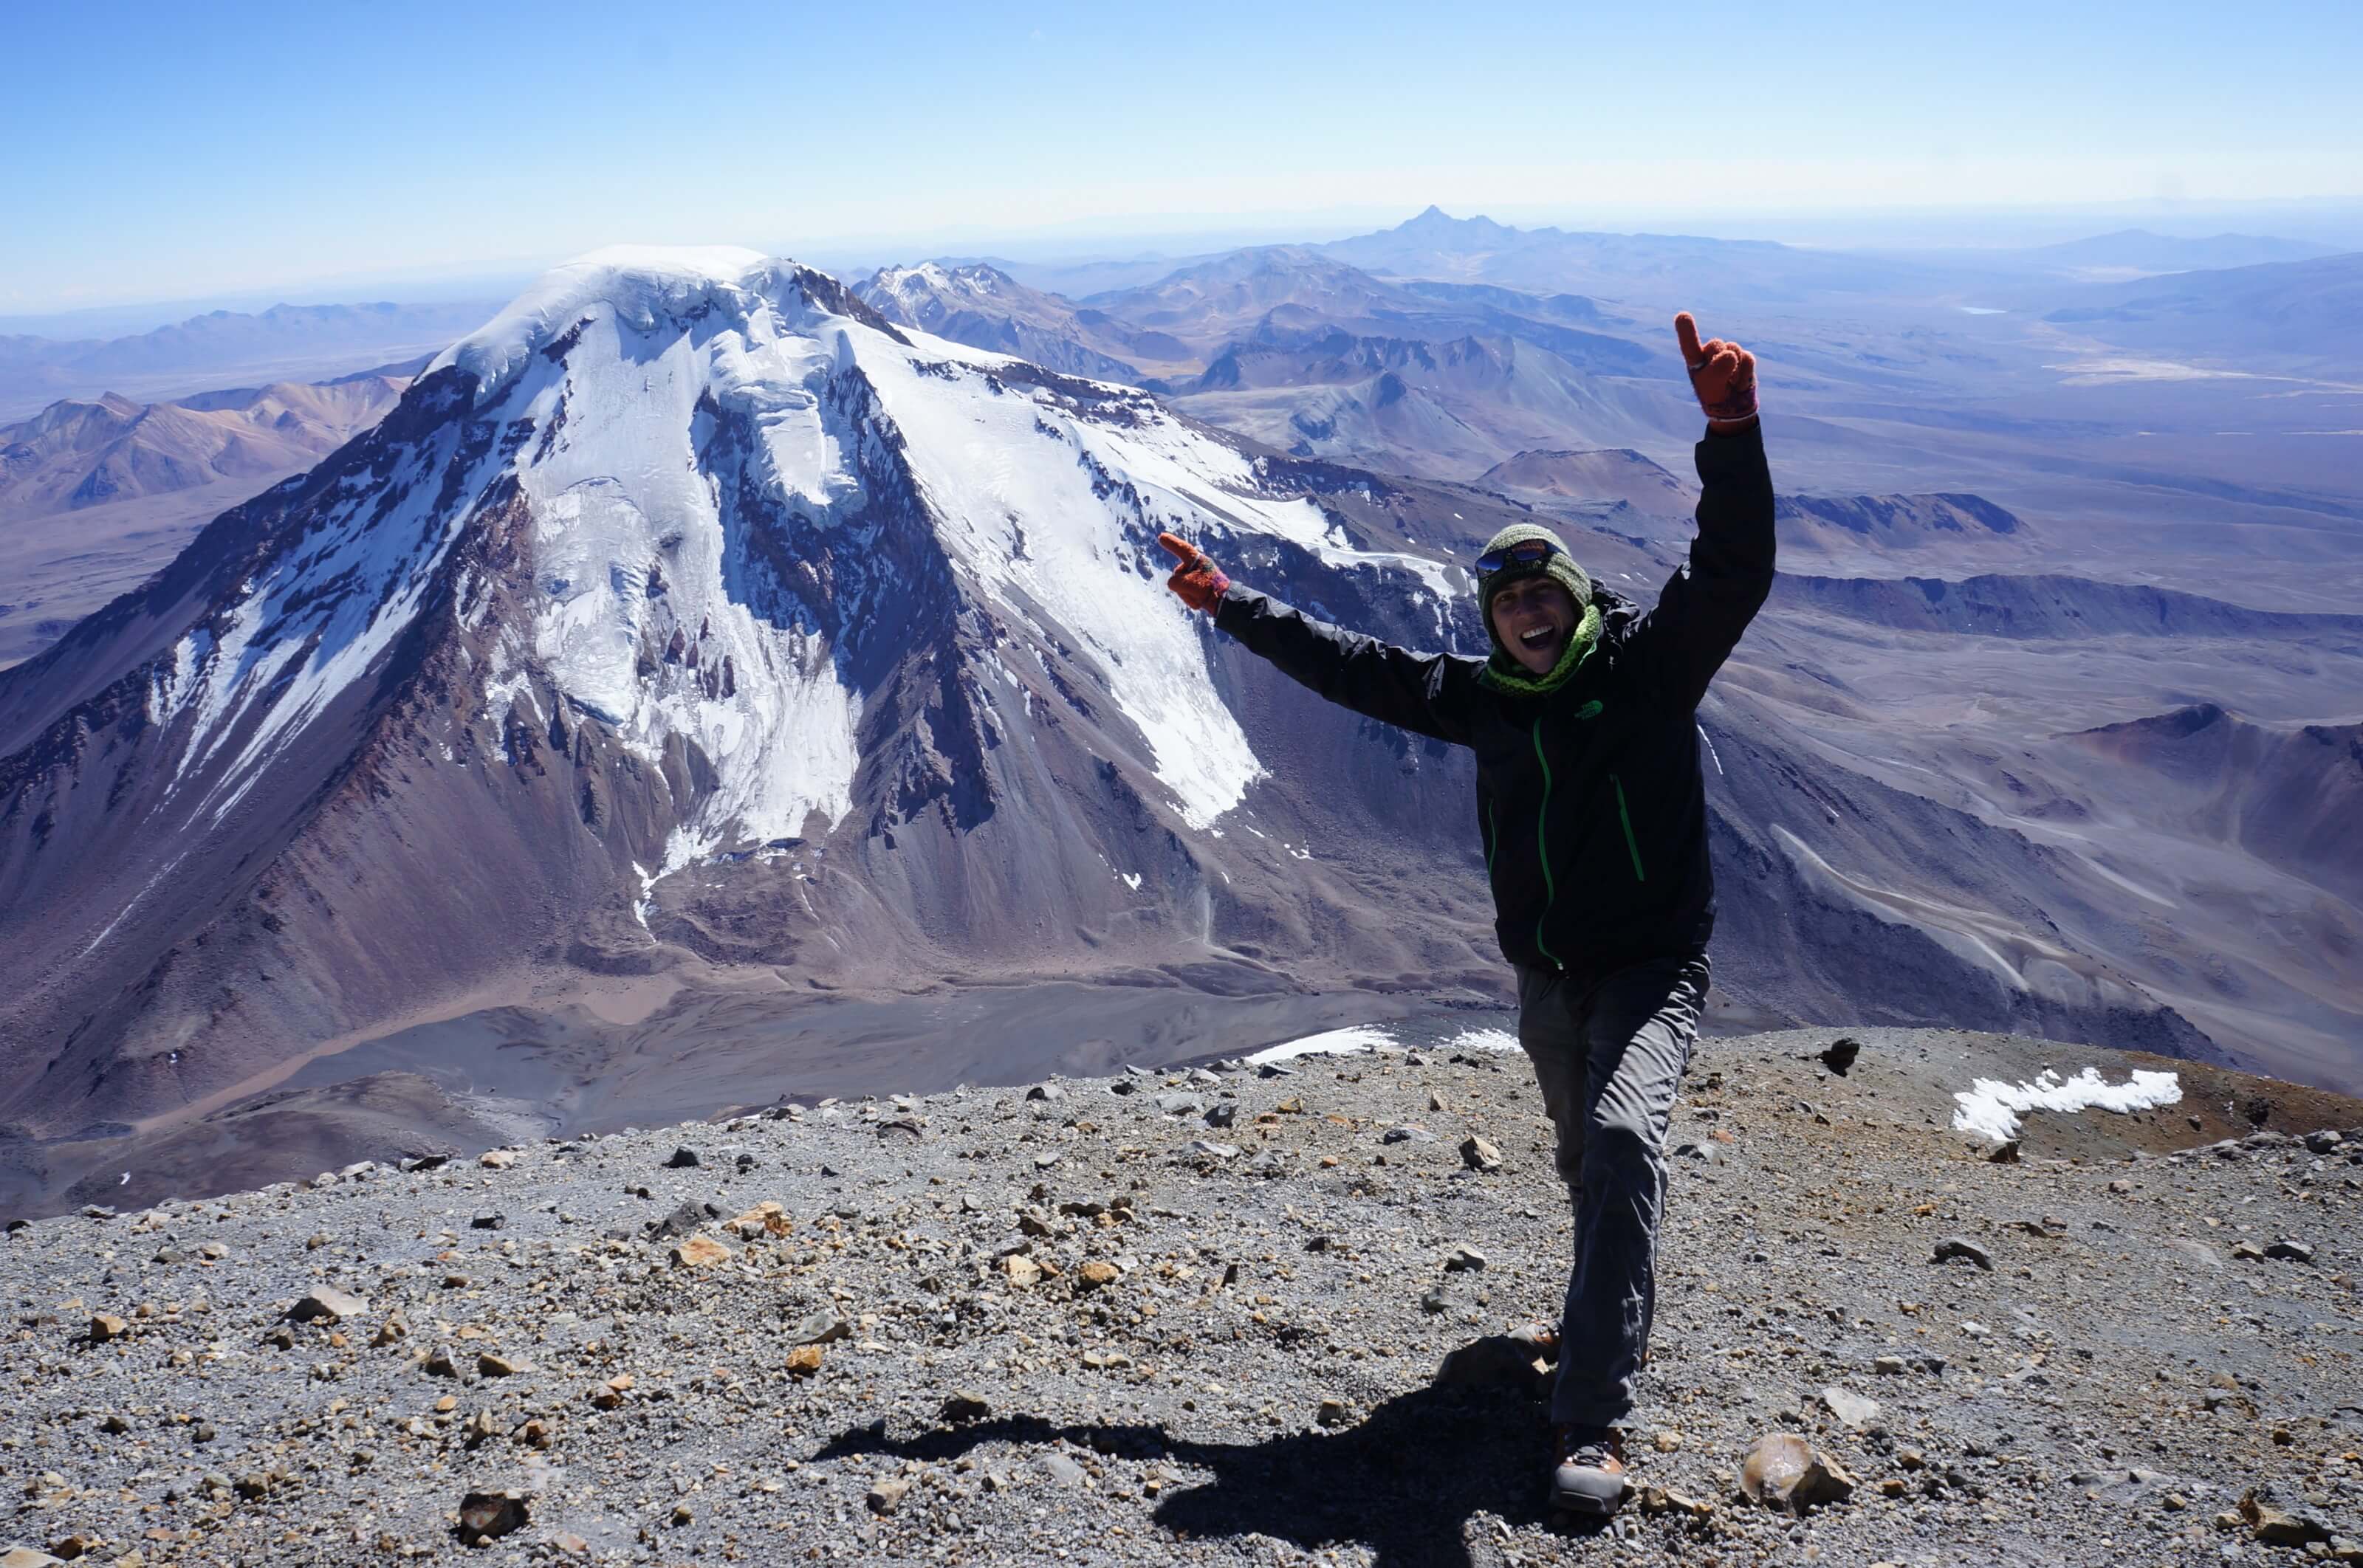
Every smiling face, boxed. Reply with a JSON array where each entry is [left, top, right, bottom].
[[1489, 576, 1580, 675]]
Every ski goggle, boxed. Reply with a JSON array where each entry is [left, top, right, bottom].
[[1475, 537, 1562, 575]]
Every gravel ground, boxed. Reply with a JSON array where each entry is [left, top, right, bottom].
[[5, 1024, 2362, 1567]]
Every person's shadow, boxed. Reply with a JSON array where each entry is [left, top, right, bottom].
[[813, 1341, 1611, 1567]]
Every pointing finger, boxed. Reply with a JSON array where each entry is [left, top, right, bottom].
[[1674, 312, 1704, 366], [1156, 531, 1198, 565]]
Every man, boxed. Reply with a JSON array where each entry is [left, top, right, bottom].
[[1157, 314, 1773, 1515]]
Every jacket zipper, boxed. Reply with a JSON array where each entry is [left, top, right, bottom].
[[1530, 719, 1562, 969], [1485, 800, 1498, 875], [1613, 772, 1647, 882]]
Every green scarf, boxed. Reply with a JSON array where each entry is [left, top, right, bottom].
[[1478, 600, 1602, 696]]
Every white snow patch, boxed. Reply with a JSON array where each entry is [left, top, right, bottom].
[[1247, 1025, 1399, 1065], [1445, 1028, 1521, 1054], [1950, 1067, 2183, 1144]]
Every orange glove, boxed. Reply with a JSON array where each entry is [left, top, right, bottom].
[[1674, 312, 1758, 433], [1157, 531, 1231, 613]]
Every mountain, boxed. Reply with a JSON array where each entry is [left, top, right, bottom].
[[0, 246, 1547, 1152], [854, 263, 1161, 383], [0, 250, 2268, 1215], [0, 300, 495, 419], [1313, 207, 1992, 303], [1170, 327, 1692, 478], [2040, 252, 2363, 367], [2060, 704, 2363, 906], [1475, 448, 1695, 512], [1773, 573, 2363, 644], [0, 366, 416, 670], [0, 367, 413, 517], [2023, 228, 2341, 278]]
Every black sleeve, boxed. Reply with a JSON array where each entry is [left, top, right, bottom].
[[1628, 420, 1777, 709], [1211, 586, 1481, 746]]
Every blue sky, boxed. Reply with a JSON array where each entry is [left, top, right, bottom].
[[5, 0, 2359, 312]]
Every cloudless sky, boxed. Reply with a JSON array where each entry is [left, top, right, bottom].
[[5, 0, 2359, 312]]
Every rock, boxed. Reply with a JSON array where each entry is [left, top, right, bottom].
[[1651, 1429, 1683, 1453], [1459, 1136, 1502, 1172], [730, 1200, 791, 1239], [1075, 1260, 1121, 1291], [1107, 1080, 1135, 1097], [1381, 1124, 1435, 1144], [942, 1390, 991, 1423], [455, 1489, 529, 1546], [88, 1313, 129, 1342], [1873, 1355, 1908, 1375], [589, 1374, 633, 1409], [1080, 1348, 1131, 1370], [877, 1118, 923, 1142], [2242, 1485, 2333, 1546], [734, 1152, 758, 1173], [1639, 1486, 1715, 1519], [0, 1549, 65, 1567], [1204, 1102, 1238, 1129], [785, 1345, 826, 1378], [2303, 1129, 2344, 1154], [1316, 1397, 1349, 1426], [1818, 1036, 1862, 1075], [1442, 1244, 1487, 1273], [476, 1352, 530, 1377], [422, 1347, 461, 1379], [1739, 1432, 1856, 1513], [1187, 1141, 1239, 1161], [2263, 1240, 2315, 1264], [1153, 1093, 1206, 1117], [646, 1201, 707, 1240], [2232, 1241, 2266, 1262], [371, 1317, 409, 1348], [665, 1146, 701, 1169], [1932, 1237, 1994, 1270], [1025, 1083, 1063, 1101], [1818, 1386, 1882, 1428], [1003, 1256, 1043, 1288], [789, 1312, 850, 1347], [669, 1235, 730, 1268], [1987, 1139, 2022, 1164], [470, 1211, 505, 1230], [478, 1149, 517, 1169], [866, 1476, 911, 1515], [288, 1286, 368, 1324], [1433, 1334, 1549, 1389], [1038, 1452, 1088, 1487]]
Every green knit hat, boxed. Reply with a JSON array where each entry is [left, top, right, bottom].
[[1475, 522, 1592, 663]]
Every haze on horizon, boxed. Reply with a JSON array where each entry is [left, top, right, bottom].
[[5, 0, 2360, 317]]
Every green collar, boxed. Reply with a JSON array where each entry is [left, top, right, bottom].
[[1478, 601, 1602, 696]]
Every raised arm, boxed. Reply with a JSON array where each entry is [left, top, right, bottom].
[[1158, 532, 1479, 746], [1629, 314, 1777, 709]]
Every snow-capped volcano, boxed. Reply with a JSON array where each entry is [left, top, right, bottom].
[[0, 247, 1492, 1136]]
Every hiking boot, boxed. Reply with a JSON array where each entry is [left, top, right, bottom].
[[1551, 1424, 1629, 1515], [1511, 1324, 1560, 1364]]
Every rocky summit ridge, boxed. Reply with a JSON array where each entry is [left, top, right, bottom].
[[5, 1024, 2362, 1567]]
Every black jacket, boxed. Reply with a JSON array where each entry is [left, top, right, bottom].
[[1213, 422, 1776, 982]]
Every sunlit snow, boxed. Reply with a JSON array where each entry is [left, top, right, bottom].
[[1950, 1066, 2183, 1143]]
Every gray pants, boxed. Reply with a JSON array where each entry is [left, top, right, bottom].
[[1515, 952, 1708, 1428]]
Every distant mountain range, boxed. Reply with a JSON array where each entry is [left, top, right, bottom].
[[0, 300, 495, 419]]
